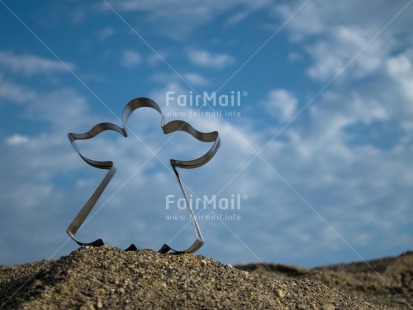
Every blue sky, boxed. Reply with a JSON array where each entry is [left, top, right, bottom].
[[0, 0, 412, 267]]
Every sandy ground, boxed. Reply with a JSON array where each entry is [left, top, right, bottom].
[[0, 246, 411, 309], [237, 251, 413, 309]]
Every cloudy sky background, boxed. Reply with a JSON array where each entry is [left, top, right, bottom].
[[0, 0, 412, 267]]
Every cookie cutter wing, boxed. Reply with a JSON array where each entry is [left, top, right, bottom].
[[67, 98, 220, 254]]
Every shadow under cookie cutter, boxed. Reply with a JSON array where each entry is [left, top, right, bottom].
[[67, 97, 220, 254]]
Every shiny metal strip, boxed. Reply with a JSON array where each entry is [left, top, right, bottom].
[[67, 98, 220, 254]]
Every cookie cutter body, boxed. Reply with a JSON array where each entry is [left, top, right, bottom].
[[68, 98, 220, 254]]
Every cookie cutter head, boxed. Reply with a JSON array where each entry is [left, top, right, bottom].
[[67, 98, 220, 254]]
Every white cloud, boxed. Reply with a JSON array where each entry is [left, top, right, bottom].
[[0, 51, 74, 76], [287, 52, 302, 63], [187, 49, 235, 69], [273, 0, 413, 42], [226, 11, 249, 26], [24, 88, 93, 131], [9, 183, 53, 209], [151, 72, 208, 87], [274, 1, 413, 82], [385, 53, 413, 130], [0, 78, 37, 103], [5, 134, 30, 145], [99, 27, 116, 40], [263, 89, 297, 122], [305, 25, 392, 81], [386, 53, 413, 102], [183, 73, 209, 86], [147, 51, 168, 66], [120, 50, 142, 68], [101, 0, 272, 38]]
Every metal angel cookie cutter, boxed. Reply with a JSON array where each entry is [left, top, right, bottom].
[[68, 98, 220, 254]]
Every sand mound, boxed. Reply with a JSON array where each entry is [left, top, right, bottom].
[[237, 251, 413, 309], [0, 246, 372, 309]]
